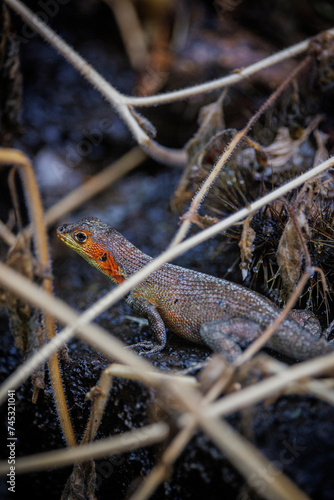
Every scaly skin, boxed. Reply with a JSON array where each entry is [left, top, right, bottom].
[[57, 217, 334, 361]]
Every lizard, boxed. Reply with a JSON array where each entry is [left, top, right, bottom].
[[57, 217, 334, 362]]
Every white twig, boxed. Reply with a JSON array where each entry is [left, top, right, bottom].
[[127, 30, 334, 106], [0, 261, 154, 405], [5, 0, 333, 165], [4, 0, 186, 166], [0, 156, 333, 402], [0, 423, 169, 474], [206, 352, 334, 420], [8, 0, 333, 108]]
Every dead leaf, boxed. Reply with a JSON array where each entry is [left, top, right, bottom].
[[61, 462, 97, 500], [239, 217, 255, 280], [277, 203, 311, 298]]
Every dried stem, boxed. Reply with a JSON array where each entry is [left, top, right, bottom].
[[1, 148, 147, 245], [128, 422, 197, 500], [4, 0, 186, 166], [207, 352, 334, 420], [127, 30, 334, 106], [259, 357, 334, 406], [79, 363, 196, 447], [0, 219, 16, 246], [166, 382, 310, 500], [44, 147, 146, 227], [0, 423, 169, 475], [1, 155, 333, 403], [5, 0, 333, 167], [170, 55, 311, 247], [129, 363, 234, 500], [0, 149, 77, 448], [103, 0, 148, 70]]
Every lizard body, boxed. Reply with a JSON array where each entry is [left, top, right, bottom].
[[57, 217, 334, 362]]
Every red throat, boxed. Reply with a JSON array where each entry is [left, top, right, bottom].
[[99, 251, 126, 284], [82, 239, 125, 284]]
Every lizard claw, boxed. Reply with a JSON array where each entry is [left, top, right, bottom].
[[124, 340, 164, 356], [125, 340, 153, 352]]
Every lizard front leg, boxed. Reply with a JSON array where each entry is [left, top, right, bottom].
[[126, 295, 166, 355], [200, 319, 263, 363]]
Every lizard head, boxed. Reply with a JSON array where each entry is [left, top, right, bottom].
[[57, 217, 126, 284]]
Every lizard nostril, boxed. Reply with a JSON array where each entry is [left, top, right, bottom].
[[57, 225, 67, 233]]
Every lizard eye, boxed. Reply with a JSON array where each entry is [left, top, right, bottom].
[[74, 232, 87, 243]]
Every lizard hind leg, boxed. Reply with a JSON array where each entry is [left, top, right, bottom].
[[200, 319, 263, 363]]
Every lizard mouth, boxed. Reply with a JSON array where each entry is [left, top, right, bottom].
[[56, 224, 74, 248]]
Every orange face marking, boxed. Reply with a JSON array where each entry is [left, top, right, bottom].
[[79, 237, 125, 284], [97, 250, 126, 284], [58, 227, 125, 284]]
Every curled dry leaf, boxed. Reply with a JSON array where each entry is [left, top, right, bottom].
[[263, 115, 322, 171], [239, 217, 255, 280], [277, 202, 311, 298], [61, 462, 97, 500]]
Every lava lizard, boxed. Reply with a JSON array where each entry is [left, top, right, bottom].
[[57, 217, 334, 362]]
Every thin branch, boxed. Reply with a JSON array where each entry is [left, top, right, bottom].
[[296, 379, 334, 405], [1, 156, 333, 402], [4, 0, 186, 166], [128, 423, 197, 500], [127, 29, 334, 107], [167, 382, 310, 500], [202, 417, 310, 500], [6, 1, 333, 167], [0, 262, 154, 405], [0, 149, 77, 448], [103, 363, 198, 388], [206, 352, 334, 420], [170, 55, 311, 247], [1, 148, 147, 245], [258, 357, 334, 406], [0, 423, 169, 475], [129, 363, 234, 500], [80, 363, 197, 446], [103, 0, 148, 70], [44, 147, 146, 227], [0, 219, 16, 246]]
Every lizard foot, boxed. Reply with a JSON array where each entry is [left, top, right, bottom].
[[125, 341, 163, 356]]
